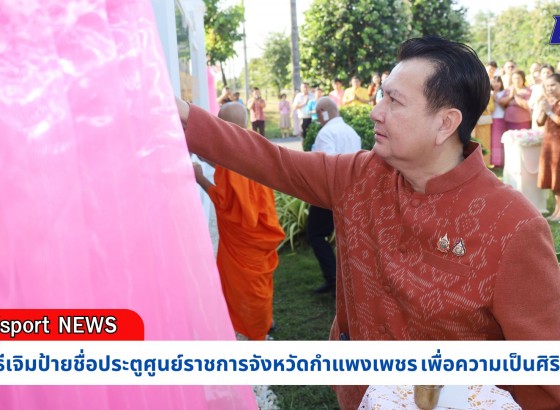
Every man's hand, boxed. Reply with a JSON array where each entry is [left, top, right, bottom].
[[175, 97, 190, 128], [192, 162, 204, 183]]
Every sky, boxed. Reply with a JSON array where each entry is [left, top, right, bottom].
[[221, 0, 535, 78]]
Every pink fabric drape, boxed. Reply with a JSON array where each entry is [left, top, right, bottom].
[[207, 66, 220, 115], [0, 0, 256, 408]]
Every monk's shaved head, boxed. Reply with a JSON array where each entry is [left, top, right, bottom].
[[218, 102, 247, 128], [315, 96, 339, 125], [315, 96, 338, 114]]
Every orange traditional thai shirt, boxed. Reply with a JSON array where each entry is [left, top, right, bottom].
[[186, 104, 560, 410]]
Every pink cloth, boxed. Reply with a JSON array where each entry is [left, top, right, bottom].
[[207, 66, 220, 115], [503, 88, 531, 124], [278, 100, 290, 115], [505, 121, 532, 131], [490, 118, 506, 167], [329, 89, 344, 107], [0, 1, 256, 409]]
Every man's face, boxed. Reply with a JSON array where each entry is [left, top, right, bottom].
[[301, 83, 309, 94], [370, 59, 442, 169], [504, 61, 515, 74], [351, 78, 361, 88]]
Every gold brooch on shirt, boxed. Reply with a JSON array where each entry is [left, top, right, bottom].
[[436, 234, 450, 253], [452, 238, 466, 257]]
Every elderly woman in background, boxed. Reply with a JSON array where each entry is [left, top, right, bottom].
[[499, 69, 532, 131], [537, 73, 560, 220], [529, 64, 555, 129], [528, 62, 542, 86]]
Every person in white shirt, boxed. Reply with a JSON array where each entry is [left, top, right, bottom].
[[292, 82, 314, 139], [309, 97, 361, 293]]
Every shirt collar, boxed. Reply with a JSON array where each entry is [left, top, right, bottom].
[[324, 117, 344, 127], [424, 142, 486, 194]]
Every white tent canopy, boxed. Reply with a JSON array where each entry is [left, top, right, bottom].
[[150, 0, 209, 110]]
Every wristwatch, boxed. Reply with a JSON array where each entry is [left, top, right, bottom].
[[546, 111, 553, 117]]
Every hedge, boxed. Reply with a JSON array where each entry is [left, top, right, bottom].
[[302, 104, 375, 152]]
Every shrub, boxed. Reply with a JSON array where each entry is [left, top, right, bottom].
[[275, 191, 309, 251], [303, 104, 375, 151]]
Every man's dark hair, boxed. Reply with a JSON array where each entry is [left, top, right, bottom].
[[487, 61, 497, 68], [541, 64, 555, 73], [398, 36, 490, 148]]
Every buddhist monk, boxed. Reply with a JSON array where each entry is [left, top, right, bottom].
[[192, 102, 285, 340]]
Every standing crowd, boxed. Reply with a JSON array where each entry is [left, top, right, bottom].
[[476, 60, 560, 220]]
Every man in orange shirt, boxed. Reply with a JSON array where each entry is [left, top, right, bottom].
[[179, 37, 560, 409], [193, 103, 285, 340]]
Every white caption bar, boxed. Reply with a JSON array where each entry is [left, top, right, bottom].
[[0, 341, 558, 385]]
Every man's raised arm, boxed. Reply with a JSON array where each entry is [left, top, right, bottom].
[[175, 98, 368, 211]]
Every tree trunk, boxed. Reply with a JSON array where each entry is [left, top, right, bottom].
[[219, 61, 227, 86], [290, 0, 301, 94]]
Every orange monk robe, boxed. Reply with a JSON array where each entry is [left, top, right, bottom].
[[207, 166, 285, 340]]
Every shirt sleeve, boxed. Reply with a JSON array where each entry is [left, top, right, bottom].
[[185, 104, 372, 209], [492, 216, 560, 408]]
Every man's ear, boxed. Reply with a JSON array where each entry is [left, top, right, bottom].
[[435, 108, 462, 145]]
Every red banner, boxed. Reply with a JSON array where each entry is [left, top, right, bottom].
[[0, 309, 144, 340]]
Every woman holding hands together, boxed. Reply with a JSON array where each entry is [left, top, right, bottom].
[[499, 69, 532, 131], [537, 74, 560, 220]]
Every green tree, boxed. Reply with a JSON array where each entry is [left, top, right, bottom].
[[410, 0, 469, 42], [203, 0, 244, 85], [467, 11, 496, 64], [468, 1, 560, 71], [492, 6, 534, 69], [300, 0, 413, 86], [526, 1, 560, 67], [261, 33, 292, 95], [175, 5, 189, 60], [238, 57, 270, 92]]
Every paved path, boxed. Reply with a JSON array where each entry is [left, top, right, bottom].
[[269, 136, 304, 151]]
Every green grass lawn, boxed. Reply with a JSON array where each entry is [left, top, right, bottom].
[[265, 96, 282, 139], [491, 167, 560, 255], [272, 247, 339, 409]]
